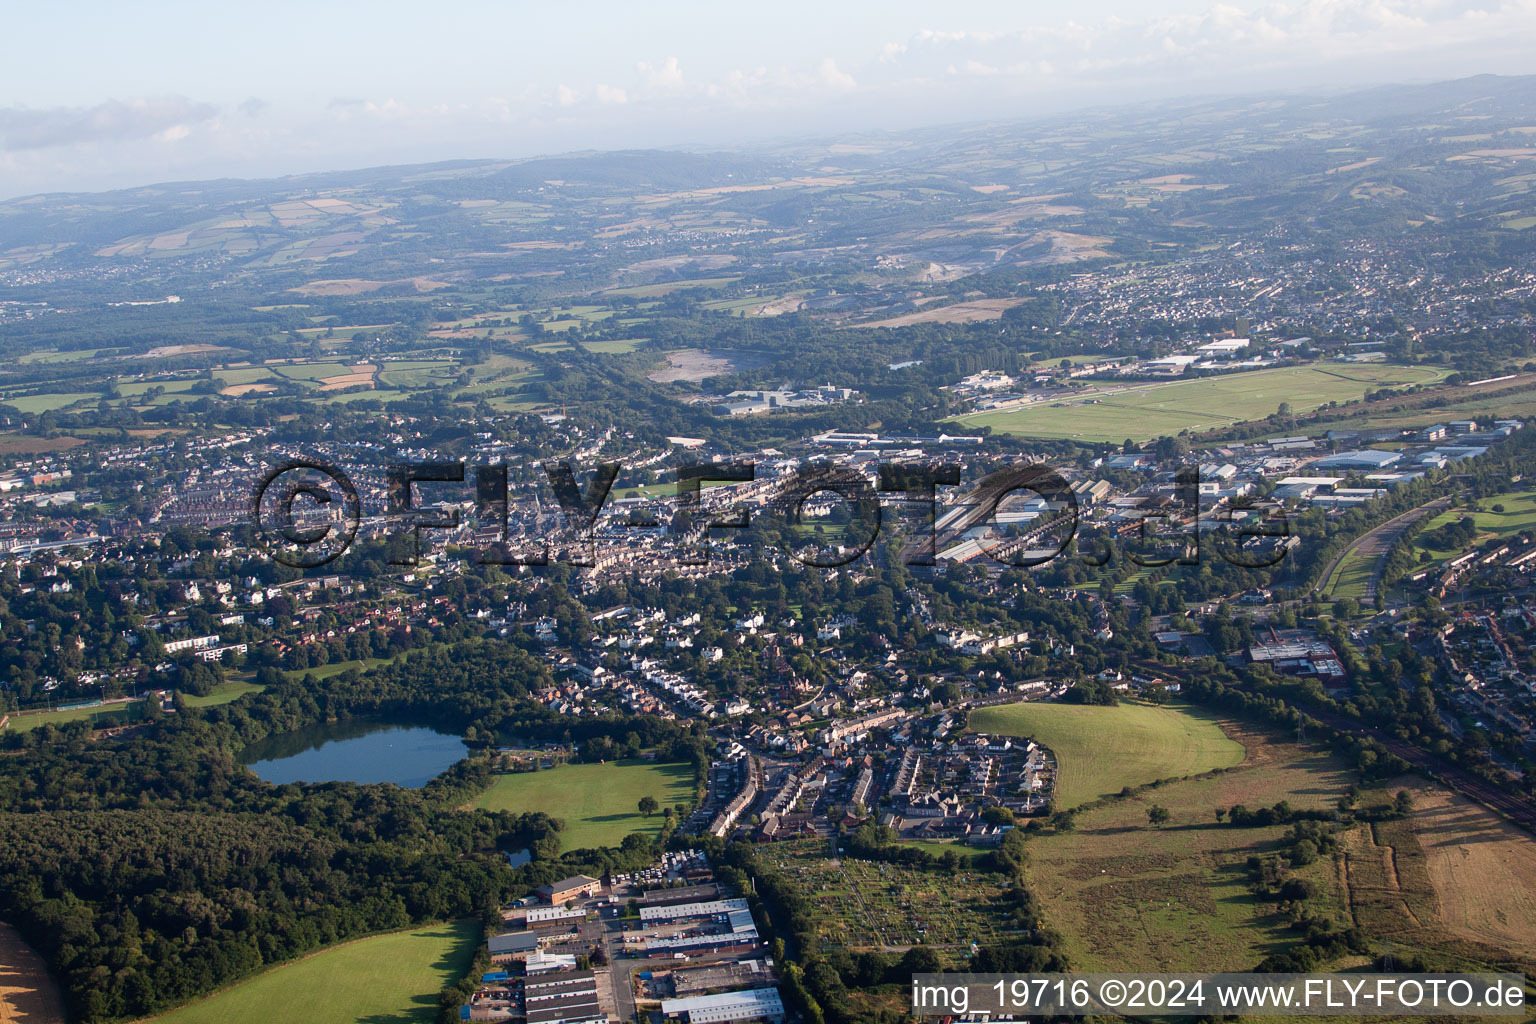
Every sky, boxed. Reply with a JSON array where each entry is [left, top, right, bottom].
[[2, 0, 1535, 198]]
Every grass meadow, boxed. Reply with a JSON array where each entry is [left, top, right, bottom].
[[471, 759, 695, 852], [967, 700, 1245, 808]]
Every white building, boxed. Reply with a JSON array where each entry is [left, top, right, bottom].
[[660, 988, 785, 1024]]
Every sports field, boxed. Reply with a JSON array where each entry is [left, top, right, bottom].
[[6, 699, 143, 733], [471, 759, 695, 852], [950, 363, 1445, 441], [146, 921, 477, 1024], [967, 701, 1244, 808]]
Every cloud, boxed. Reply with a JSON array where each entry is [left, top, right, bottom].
[[0, 96, 218, 151], [876, 0, 1536, 90], [238, 97, 268, 118], [594, 83, 629, 105], [817, 58, 857, 90], [637, 56, 685, 91]]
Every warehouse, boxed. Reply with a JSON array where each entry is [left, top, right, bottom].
[[660, 987, 785, 1023], [639, 897, 750, 923], [487, 930, 539, 963], [524, 969, 604, 1024]]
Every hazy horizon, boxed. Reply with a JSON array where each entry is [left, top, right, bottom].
[[5, 0, 1536, 200]]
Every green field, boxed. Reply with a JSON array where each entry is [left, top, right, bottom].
[[1, 392, 101, 414], [951, 364, 1445, 441], [181, 680, 266, 708], [1025, 729, 1357, 971], [272, 362, 352, 383], [471, 759, 695, 852], [580, 338, 649, 354], [1414, 489, 1536, 564], [967, 701, 1245, 808], [285, 653, 412, 681], [603, 276, 741, 298], [115, 379, 199, 398], [18, 347, 113, 364], [215, 366, 277, 386], [1324, 547, 1376, 601], [146, 920, 477, 1024]]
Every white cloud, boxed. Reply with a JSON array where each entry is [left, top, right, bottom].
[[637, 56, 685, 91], [817, 57, 857, 90]]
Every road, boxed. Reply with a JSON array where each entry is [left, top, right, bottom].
[[1313, 495, 1455, 601]]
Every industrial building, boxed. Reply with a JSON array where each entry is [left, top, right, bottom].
[[660, 987, 786, 1023]]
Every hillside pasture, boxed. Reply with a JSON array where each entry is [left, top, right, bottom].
[[145, 921, 477, 1024], [967, 701, 1245, 808]]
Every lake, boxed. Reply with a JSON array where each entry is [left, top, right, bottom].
[[241, 719, 468, 788]]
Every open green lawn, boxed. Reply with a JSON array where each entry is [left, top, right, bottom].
[[967, 701, 1245, 808], [181, 680, 266, 708], [950, 363, 1445, 441], [144, 920, 478, 1024], [1324, 547, 1376, 601], [285, 653, 412, 682], [471, 759, 694, 852]]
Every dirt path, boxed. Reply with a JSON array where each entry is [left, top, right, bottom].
[[0, 924, 65, 1024]]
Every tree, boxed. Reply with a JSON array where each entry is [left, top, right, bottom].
[[638, 795, 659, 818], [1147, 805, 1171, 827], [1214, 808, 1226, 824]]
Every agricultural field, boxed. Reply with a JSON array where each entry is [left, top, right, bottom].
[[760, 840, 1024, 954], [1023, 726, 1357, 972], [1396, 780, 1536, 964], [967, 701, 1245, 808], [470, 759, 694, 852], [579, 337, 650, 354], [18, 347, 114, 364], [603, 276, 741, 298], [950, 363, 1446, 442], [0, 392, 101, 414], [0, 922, 64, 1024], [145, 920, 478, 1024], [378, 360, 457, 389]]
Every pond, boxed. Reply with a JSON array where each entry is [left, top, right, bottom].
[[241, 719, 468, 788]]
